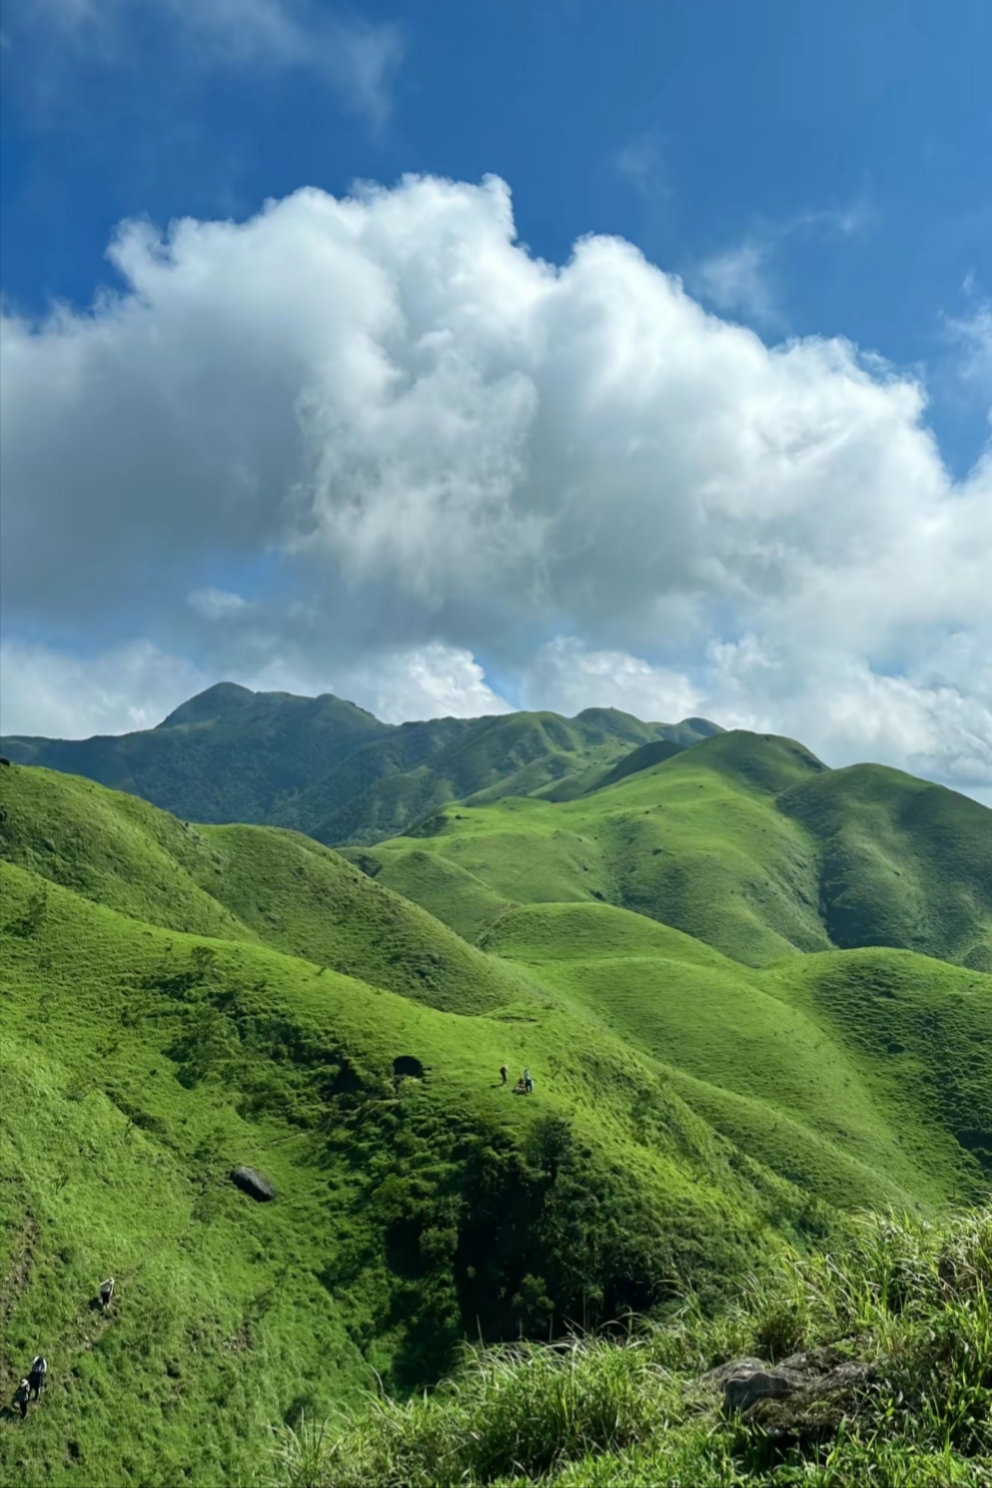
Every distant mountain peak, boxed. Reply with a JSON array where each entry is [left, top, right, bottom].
[[159, 682, 257, 727]]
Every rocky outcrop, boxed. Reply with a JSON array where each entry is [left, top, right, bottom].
[[705, 1347, 878, 1441], [230, 1166, 276, 1202]]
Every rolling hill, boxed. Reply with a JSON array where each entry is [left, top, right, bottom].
[[354, 728, 992, 970], [1, 752, 989, 1486], [0, 683, 722, 846]]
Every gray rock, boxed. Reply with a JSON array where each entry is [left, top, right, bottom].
[[717, 1361, 805, 1413], [703, 1350, 877, 1437], [230, 1166, 276, 1202]]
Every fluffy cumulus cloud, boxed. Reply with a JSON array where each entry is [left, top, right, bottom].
[[523, 638, 703, 722], [1, 175, 990, 798], [0, 638, 509, 737]]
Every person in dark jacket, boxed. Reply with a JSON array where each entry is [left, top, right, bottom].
[[28, 1357, 46, 1401], [13, 1379, 30, 1419], [100, 1277, 115, 1310], [499, 1064, 508, 1085]]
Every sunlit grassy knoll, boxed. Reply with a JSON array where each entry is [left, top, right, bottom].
[[483, 901, 992, 1211], [360, 729, 992, 970]]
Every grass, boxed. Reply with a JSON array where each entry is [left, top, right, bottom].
[[483, 902, 992, 1210], [359, 729, 992, 970], [1, 753, 989, 1486], [0, 774, 829, 1485], [267, 1205, 992, 1488]]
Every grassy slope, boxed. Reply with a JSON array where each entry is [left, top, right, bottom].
[[297, 709, 711, 847], [0, 765, 543, 1016], [279, 1205, 992, 1488], [483, 902, 992, 1210], [780, 762, 992, 969], [358, 729, 992, 970], [2, 759, 990, 1486], [2, 861, 814, 1488], [1, 766, 840, 1487]]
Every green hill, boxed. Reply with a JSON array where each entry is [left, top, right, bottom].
[[0, 763, 826, 1486], [355, 729, 992, 970], [482, 901, 991, 1209], [0, 685, 721, 847], [1, 757, 989, 1487]]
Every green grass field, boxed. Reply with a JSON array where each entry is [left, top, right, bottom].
[[358, 728, 992, 969], [1, 746, 989, 1487]]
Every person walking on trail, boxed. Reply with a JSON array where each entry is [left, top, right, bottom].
[[100, 1277, 115, 1310], [13, 1379, 30, 1420], [499, 1064, 508, 1086], [28, 1356, 47, 1401]]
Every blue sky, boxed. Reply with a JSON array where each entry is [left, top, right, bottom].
[[1, 0, 990, 800], [4, 0, 990, 468]]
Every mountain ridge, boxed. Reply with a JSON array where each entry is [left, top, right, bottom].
[[1, 683, 723, 846]]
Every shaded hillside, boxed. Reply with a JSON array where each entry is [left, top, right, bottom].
[[780, 762, 992, 970], [303, 709, 714, 846], [353, 730, 992, 969], [1, 683, 389, 826], [1, 685, 720, 846]]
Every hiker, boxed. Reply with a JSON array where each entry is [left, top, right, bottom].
[[499, 1064, 508, 1086], [99, 1277, 115, 1310], [13, 1379, 30, 1420], [523, 1068, 533, 1095], [28, 1356, 46, 1401]]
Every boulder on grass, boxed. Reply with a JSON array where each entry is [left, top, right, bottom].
[[230, 1166, 276, 1202], [703, 1349, 877, 1442], [706, 1357, 804, 1413]]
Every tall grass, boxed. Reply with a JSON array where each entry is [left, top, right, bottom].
[[268, 1206, 992, 1488]]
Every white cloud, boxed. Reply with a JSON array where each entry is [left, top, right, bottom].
[[342, 645, 512, 724], [238, 642, 512, 723], [0, 639, 208, 737], [187, 587, 248, 619], [946, 299, 992, 421], [7, 0, 404, 129], [0, 637, 509, 738], [1, 174, 989, 795], [693, 241, 779, 326], [708, 635, 992, 794], [523, 637, 702, 722]]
